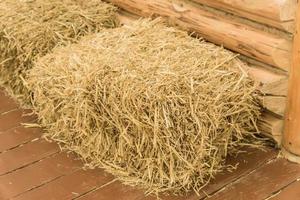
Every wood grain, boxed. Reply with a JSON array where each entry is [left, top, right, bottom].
[[0, 109, 36, 132], [13, 169, 114, 200], [270, 180, 300, 199], [192, 0, 297, 32], [0, 153, 81, 199], [247, 65, 288, 96], [283, 2, 300, 157], [0, 139, 59, 175], [107, 0, 292, 70], [261, 96, 286, 117], [258, 113, 284, 144], [198, 148, 277, 199], [0, 126, 42, 153], [0, 90, 18, 114], [78, 181, 144, 200], [206, 158, 300, 200]]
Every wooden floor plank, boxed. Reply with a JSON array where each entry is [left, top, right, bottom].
[[198, 147, 277, 199], [206, 158, 300, 200], [0, 92, 18, 114], [269, 180, 300, 200], [0, 109, 36, 132], [0, 153, 82, 199], [0, 99, 18, 114], [0, 126, 42, 153], [12, 169, 114, 200], [141, 147, 277, 200], [0, 139, 59, 175], [77, 181, 145, 200]]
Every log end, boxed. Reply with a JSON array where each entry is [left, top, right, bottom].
[[272, 39, 292, 71], [258, 112, 284, 144], [262, 96, 286, 116], [280, 0, 297, 22]]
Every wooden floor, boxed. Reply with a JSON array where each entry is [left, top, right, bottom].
[[0, 89, 300, 200]]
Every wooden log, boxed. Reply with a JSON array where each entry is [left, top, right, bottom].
[[258, 112, 284, 144], [261, 96, 286, 117], [247, 65, 288, 96], [260, 79, 288, 97], [192, 0, 297, 33], [283, 2, 300, 160], [249, 65, 287, 116], [107, 0, 292, 70]]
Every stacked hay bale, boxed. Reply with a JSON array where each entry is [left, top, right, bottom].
[[28, 19, 261, 195], [0, 0, 118, 102]]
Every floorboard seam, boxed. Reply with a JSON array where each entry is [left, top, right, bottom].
[[0, 108, 20, 116], [201, 155, 278, 200], [0, 151, 59, 177], [0, 118, 37, 133], [0, 137, 41, 154], [72, 179, 117, 200], [11, 166, 82, 199], [263, 179, 300, 200]]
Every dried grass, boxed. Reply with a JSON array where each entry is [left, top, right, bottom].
[[27, 19, 261, 195], [0, 0, 118, 103]]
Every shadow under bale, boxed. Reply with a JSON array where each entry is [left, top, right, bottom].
[[0, 0, 118, 103], [28, 19, 262, 195]]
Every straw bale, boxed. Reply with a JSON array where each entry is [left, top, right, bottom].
[[0, 0, 118, 102], [28, 19, 261, 195]]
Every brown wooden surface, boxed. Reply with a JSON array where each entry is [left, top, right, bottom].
[[0, 89, 300, 200], [261, 96, 286, 117], [0, 153, 81, 199], [0, 139, 59, 175], [247, 65, 288, 96], [283, 1, 300, 158], [106, 0, 292, 70], [192, 0, 296, 32], [206, 158, 300, 200], [198, 148, 277, 199], [258, 112, 284, 144], [77, 181, 145, 200], [13, 170, 114, 200], [0, 126, 41, 153], [0, 109, 36, 132], [270, 180, 300, 199], [0, 90, 17, 114]]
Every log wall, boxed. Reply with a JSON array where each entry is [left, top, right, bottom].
[[107, 0, 292, 70], [107, 0, 296, 145], [193, 0, 297, 32]]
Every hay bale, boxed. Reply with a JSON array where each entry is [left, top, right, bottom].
[[0, 0, 118, 102], [28, 19, 261, 195]]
